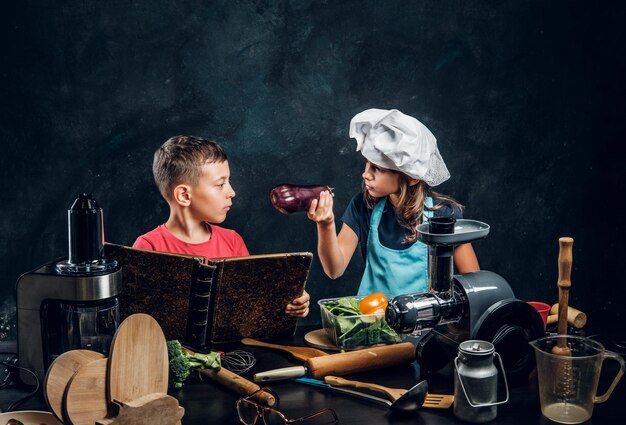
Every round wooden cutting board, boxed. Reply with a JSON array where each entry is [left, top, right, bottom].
[[64, 357, 109, 425], [0, 410, 62, 425], [107, 313, 169, 405], [304, 329, 342, 351], [44, 349, 106, 422], [304, 329, 389, 351]]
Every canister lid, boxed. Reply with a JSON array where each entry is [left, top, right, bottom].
[[459, 340, 495, 356]]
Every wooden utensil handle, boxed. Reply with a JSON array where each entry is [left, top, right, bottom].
[[324, 376, 404, 401], [306, 342, 415, 378], [241, 338, 286, 349], [199, 368, 276, 406], [558, 237, 573, 289], [241, 337, 328, 361], [557, 237, 574, 338]]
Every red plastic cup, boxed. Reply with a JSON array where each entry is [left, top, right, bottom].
[[527, 301, 551, 329]]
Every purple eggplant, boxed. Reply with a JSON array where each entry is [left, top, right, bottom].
[[270, 184, 333, 214]]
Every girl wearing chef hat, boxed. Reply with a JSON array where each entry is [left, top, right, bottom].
[[307, 108, 479, 296]]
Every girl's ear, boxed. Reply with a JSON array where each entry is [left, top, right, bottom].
[[408, 177, 421, 187], [172, 184, 192, 206]]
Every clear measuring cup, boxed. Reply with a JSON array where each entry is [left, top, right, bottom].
[[530, 335, 624, 424]]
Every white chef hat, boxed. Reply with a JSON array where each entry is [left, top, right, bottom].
[[349, 108, 450, 187]]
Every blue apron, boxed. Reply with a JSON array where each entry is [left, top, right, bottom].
[[357, 197, 433, 297]]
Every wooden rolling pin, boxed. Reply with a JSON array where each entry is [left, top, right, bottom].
[[308, 342, 415, 377], [199, 367, 276, 406], [547, 304, 587, 328], [254, 342, 416, 382]]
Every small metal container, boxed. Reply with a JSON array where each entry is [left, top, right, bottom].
[[454, 340, 509, 423]]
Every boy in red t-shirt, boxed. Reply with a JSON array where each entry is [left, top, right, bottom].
[[133, 135, 310, 317]]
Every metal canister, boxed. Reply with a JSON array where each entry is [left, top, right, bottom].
[[454, 340, 509, 423]]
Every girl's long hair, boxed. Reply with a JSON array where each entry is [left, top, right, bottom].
[[363, 172, 463, 244]]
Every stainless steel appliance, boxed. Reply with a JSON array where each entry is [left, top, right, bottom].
[[385, 217, 544, 383], [16, 194, 122, 384]]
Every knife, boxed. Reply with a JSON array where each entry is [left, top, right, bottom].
[[293, 377, 392, 407]]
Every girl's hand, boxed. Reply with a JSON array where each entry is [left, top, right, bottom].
[[307, 190, 334, 225], [286, 290, 310, 317]]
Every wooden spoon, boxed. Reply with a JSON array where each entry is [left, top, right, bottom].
[[241, 337, 328, 361], [44, 349, 106, 423]]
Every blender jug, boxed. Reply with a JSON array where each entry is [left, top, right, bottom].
[[59, 298, 120, 354]]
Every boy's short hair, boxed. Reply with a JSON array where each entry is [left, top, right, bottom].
[[153, 135, 227, 201]]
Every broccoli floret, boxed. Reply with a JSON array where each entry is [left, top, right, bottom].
[[167, 339, 184, 358], [169, 355, 191, 389], [166, 340, 221, 388], [167, 340, 191, 388]]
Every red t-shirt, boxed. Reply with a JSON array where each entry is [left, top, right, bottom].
[[132, 223, 249, 259]]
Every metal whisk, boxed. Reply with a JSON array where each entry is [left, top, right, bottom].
[[221, 350, 257, 374]]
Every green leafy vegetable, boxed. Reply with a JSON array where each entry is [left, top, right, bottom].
[[167, 340, 221, 388], [322, 297, 401, 347]]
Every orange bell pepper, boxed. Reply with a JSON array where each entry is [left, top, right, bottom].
[[359, 292, 388, 316]]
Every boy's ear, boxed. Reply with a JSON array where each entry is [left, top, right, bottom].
[[172, 184, 192, 206]]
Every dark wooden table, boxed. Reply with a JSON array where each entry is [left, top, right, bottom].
[[1, 327, 624, 424]]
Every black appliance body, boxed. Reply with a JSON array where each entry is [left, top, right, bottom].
[[16, 194, 122, 384], [385, 218, 544, 383]]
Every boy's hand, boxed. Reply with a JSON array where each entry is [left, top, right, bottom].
[[286, 290, 310, 318], [307, 190, 334, 225]]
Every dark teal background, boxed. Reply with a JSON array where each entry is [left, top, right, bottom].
[[1, 1, 624, 339]]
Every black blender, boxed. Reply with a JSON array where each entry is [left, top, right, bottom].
[[16, 194, 123, 384], [385, 218, 545, 383]]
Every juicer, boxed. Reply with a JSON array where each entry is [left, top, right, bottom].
[[16, 194, 122, 385], [385, 217, 544, 383]]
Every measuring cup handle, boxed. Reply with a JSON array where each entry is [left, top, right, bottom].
[[594, 350, 625, 404]]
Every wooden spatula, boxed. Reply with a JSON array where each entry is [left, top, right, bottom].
[[44, 349, 105, 423], [241, 337, 329, 361], [107, 313, 169, 405], [324, 376, 454, 409]]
